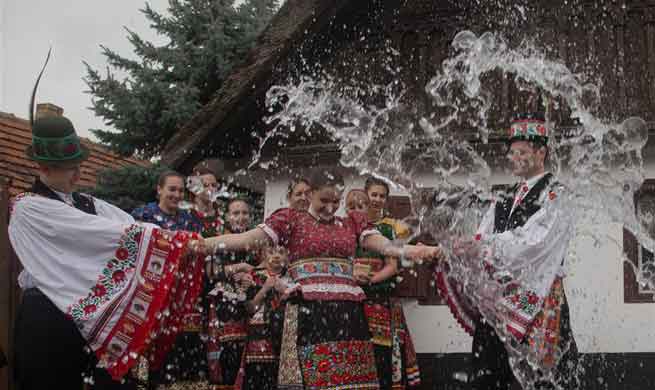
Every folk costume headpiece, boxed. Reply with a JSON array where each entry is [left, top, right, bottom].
[[26, 49, 89, 166], [508, 112, 549, 148]]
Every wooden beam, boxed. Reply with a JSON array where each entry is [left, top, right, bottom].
[[0, 177, 12, 390]]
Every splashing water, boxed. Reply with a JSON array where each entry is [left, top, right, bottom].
[[259, 30, 650, 389], [179, 175, 238, 210]]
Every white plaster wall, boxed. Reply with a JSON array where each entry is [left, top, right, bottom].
[[567, 223, 655, 353], [262, 168, 655, 354], [264, 179, 292, 216]]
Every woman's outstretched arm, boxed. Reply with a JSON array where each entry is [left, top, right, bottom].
[[363, 233, 443, 263], [204, 227, 272, 254]]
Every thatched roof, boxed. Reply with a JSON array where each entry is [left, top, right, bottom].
[[161, 0, 353, 170], [161, 0, 655, 173]]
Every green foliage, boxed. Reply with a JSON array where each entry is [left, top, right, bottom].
[[85, 0, 279, 158], [83, 164, 169, 212]]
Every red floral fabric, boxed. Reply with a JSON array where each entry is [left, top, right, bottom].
[[90, 228, 203, 380], [263, 208, 372, 262], [299, 340, 378, 389]]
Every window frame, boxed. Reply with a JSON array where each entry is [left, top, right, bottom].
[[623, 179, 655, 303]]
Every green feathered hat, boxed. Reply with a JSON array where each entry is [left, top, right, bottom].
[[26, 49, 89, 166], [26, 116, 89, 165]]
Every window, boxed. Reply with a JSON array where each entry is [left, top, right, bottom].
[[624, 179, 655, 303]]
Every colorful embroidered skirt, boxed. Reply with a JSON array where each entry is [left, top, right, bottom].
[[277, 299, 379, 390], [363, 297, 420, 390], [207, 319, 247, 388], [470, 295, 579, 390], [206, 275, 251, 389], [237, 338, 278, 390]]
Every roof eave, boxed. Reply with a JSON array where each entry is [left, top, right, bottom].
[[161, 0, 353, 170]]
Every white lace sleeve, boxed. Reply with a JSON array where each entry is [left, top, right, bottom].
[[487, 187, 573, 283], [9, 195, 134, 310], [91, 197, 136, 224]]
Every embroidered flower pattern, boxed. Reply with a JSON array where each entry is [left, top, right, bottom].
[[299, 341, 377, 387], [504, 283, 540, 316], [63, 143, 79, 155], [191, 210, 224, 238], [68, 225, 143, 322], [526, 278, 564, 368], [363, 303, 392, 347]]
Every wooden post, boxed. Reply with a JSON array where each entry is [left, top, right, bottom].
[[0, 177, 12, 390]]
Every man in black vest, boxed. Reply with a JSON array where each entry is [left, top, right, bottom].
[[12, 114, 136, 390], [446, 113, 578, 390]]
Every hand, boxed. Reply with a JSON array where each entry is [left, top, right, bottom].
[[237, 263, 254, 273], [353, 270, 371, 285], [187, 237, 207, 256], [273, 278, 289, 294], [404, 244, 444, 263], [226, 262, 254, 276], [282, 284, 301, 298], [232, 271, 244, 282], [452, 238, 480, 260], [263, 275, 278, 291], [427, 245, 446, 262], [239, 273, 255, 290]]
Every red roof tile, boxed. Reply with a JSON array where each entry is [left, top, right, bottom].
[[0, 111, 149, 196]]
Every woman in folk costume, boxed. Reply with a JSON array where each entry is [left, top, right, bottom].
[[195, 169, 442, 390], [131, 171, 201, 233], [187, 161, 226, 238], [9, 60, 206, 390], [347, 185, 421, 390], [205, 198, 258, 390], [130, 170, 207, 389], [286, 177, 311, 212], [154, 162, 226, 389], [436, 113, 579, 390]]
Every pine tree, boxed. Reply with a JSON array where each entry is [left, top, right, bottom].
[[83, 164, 170, 212], [85, 0, 279, 158]]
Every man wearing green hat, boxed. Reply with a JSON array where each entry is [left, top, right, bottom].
[[436, 113, 579, 389], [9, 113, 206, 389]]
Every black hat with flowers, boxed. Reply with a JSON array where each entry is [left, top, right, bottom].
[[507, 112, 549, 148], [25, 49, 89, 165]]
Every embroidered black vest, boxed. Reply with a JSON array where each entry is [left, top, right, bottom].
[[493, 173, 553, 234], [31, 178, 97, 216]]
